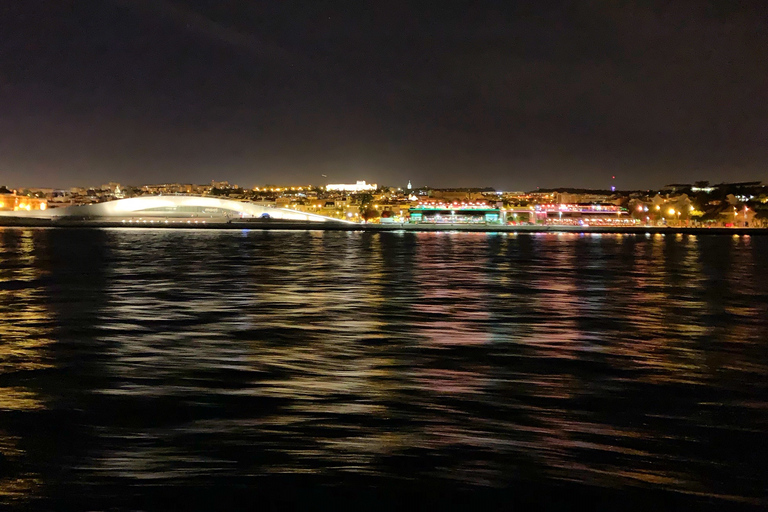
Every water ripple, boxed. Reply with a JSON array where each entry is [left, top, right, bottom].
[[0, 228, 766, 509]]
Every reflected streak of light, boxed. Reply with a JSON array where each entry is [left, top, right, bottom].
[[0, 388, 45, 411]]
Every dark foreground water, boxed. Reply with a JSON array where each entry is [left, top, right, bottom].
[[0, 228, 766, 511]]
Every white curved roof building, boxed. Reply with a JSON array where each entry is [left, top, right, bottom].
[[0, 195, 349, 223]]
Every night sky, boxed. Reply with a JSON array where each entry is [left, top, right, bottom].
[[1, 1, 767, 190]]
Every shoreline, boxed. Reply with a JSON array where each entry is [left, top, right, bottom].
[[0, 217, 766, 235]]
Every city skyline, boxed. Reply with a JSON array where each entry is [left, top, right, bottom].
[[2, 177, 764, 194], [2, 1, 767, 190]]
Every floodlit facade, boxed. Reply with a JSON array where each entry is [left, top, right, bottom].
[[409, 202, 502, 224], [533, 203, 635, 226], [325, 181, 377, 193], [0, 193, 48, 212], [0, 195, 350, 223]]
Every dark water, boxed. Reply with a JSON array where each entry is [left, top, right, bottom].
[[1, 228, 766, 510]]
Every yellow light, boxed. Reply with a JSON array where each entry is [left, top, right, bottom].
[[655, 205, 660, 210], [40, 203, 47, 210], [668, 208, 675, 215]]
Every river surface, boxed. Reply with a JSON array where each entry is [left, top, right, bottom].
[[0, 228, 766, 510]]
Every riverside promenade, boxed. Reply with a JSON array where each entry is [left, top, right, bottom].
[[0, 216, 766, 235]]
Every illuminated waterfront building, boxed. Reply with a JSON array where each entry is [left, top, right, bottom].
[[409, 202, 501, 224], [533, 203, 635, 225], [0, 195, 349, 223], [0, 190, 48, 212]]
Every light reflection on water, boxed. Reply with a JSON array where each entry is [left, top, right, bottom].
[[0, 228, 766, 509]]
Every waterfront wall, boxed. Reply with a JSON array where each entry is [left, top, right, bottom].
[[1, 217, 766, 235]]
